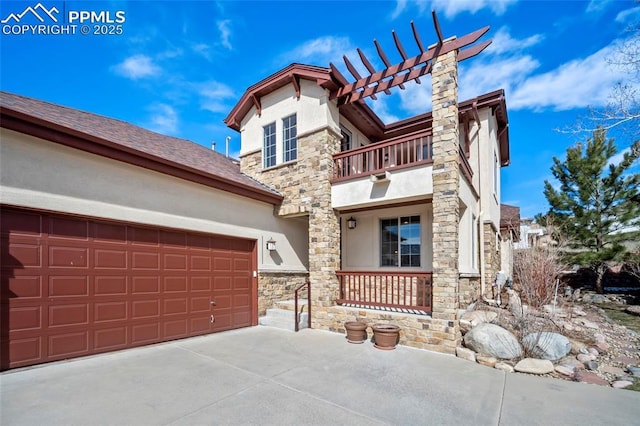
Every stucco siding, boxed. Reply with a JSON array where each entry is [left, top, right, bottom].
[[0, 128, 308, 272]]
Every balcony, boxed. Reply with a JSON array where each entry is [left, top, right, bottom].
[[336, 270, 432, 314], [331, 131, 434, 210], [332, 131, 433, 182]]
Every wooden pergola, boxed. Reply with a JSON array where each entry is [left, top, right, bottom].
[[329, 11, 491, 106]]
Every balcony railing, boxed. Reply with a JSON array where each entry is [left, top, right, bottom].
[[336, 271, 432, 314], [332, 131, 433, 182]]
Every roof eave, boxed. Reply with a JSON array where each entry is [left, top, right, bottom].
[[1, 107, 283, 205]]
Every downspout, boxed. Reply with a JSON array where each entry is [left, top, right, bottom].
[[474, 106, 486, 298]]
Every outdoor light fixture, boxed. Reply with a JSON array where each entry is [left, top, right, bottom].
[[347, 217, 357, 229], [266, 238, 277, 251]]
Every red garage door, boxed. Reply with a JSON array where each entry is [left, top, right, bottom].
[[1, 207, 257, 370]]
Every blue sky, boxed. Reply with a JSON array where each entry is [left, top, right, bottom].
[[1, 0, 638, 218]]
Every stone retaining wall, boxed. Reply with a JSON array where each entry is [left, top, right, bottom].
[[258, 272, 309, 316]]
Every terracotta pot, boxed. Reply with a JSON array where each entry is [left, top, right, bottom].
[[372, 324, 400, 350], [344, 321, 368, 344]]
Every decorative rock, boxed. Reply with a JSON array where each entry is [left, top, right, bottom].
[[522, 332, 571, 361], [514, 358, 554, 375], [578, 371, 610, 386], [594, 341, 610, 352], [574, 318, 599, 329], [625, 305, 640, 316], [584, 360, 599, 371], [476, 354, 498, 368], [572, 307, 587, 316], [495, 362, 514, 373], [593, 333, 606, 343], [577, 353, 596, 363], [459, 310, 498, 334], [613, 356, 636, 365], [463, 323, 523, 360], [559, 357, 584, 371], [456, 346, 476, 362], [601, 365, 625, 376], [612, 380, 634, 389], [506, 289, 523, 317], [568, 338, 587, 355], [626, 366, 640, 377], [555, 365, 575, 377], [588, 347, 599, 356]]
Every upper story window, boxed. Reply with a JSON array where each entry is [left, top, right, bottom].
[[380, 216, 421, 267], [263, 122, 276, 168], [283, 114, 297, 162], [340, 127, 352, 152]]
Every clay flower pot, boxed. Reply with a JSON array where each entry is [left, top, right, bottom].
[[344, 321, 368, 344], [372, 324, 400, 350]]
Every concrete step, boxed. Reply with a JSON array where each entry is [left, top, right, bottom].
[[259, 308, 309, 332], [274, 299, 308, 311]]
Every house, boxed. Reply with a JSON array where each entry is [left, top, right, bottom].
[[1, 18, 511, 369], [500, 204, 521, 279]]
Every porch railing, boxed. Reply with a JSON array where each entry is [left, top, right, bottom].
[[336, 271, 432, 314], [332, 131, 433, 182]]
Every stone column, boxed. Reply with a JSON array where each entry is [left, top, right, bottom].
[[431, 49, 461, 334]]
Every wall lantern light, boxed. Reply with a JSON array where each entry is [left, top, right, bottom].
[[347, 217, 357, 230], [266, 238, 277, 251]]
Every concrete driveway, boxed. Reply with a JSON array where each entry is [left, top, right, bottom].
[[2, 326, 639, 425]]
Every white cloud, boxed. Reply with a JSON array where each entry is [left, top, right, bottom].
[[369, 96, 401, 124], [279, 36, 353, 67], [586, 0, 613, 14], [112, 54, 161, 79], [509, 43, 625, 111], [196, 81, 236, 113], [486, 26, 544, 55], [616, 6, 640, 23], [391, 0, 517, 19], [217, 20, 232, 50], [191, 43, 212, 60], [147, 103, 178, 134]]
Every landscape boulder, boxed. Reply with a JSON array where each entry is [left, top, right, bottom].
[[522, 332, 571, 361], [459, 310, 498, 334], [514, 358, 554, 375], [463, 323, 522, 360]]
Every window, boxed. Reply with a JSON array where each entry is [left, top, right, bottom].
[[283, 114, 297, 162], [380, 216, 421, 267], [493, 151, 499, 196], [263, 122, 276, 168], [340, 127, 352, 152]]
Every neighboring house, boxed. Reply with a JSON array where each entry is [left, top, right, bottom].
[[0, 19, 513, 369], [515, 218, 547, 249]]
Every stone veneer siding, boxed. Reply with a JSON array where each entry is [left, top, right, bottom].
[[429, 49, 462, 352], [240, 127, 342, 322], [257, 272, 309, 316], [483, 222, 501, 292], [459, 275, 481, 308]]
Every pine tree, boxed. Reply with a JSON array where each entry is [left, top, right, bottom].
[[540, 129, 640, 293]]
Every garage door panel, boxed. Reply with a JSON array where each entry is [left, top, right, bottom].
[[9, 337, 42, 366], [95, 249, 127, 269], [132, 300, 160, 319], [94, 327, 127, 350], [49, 304, 89, 327], [1, 207, 256, 370], [132, 251, 160, 270], [48, 217, 88, 240], [1, 209, 42, 235], [49, 276, 89, 297], [48, 331, 89, 357], [94, 302, 127, 323], [164, 298, 187, 315], [9, 306, 42, 331], [132, 323, 160, 344], [5, 276, 42, 298], [49, 246, 88, 268], [164, 277, 187, 293], [95, 276, 128, 296], [132, 277, 160, 294], [4, 242, 41, 267], [93, 222, 127, 243]]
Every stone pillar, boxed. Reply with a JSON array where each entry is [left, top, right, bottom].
[[431, 49, 461, 340]]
